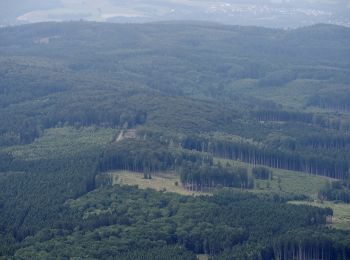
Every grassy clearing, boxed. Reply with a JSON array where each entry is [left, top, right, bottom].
[[110, 170, 207, 196], [216, 158, 330, 198], [197, 254, 209, 260], [290, 200, 350, 231], [231, 79, 338, 110], [110, 157, 331, 198], [5, 127, 115, 161]]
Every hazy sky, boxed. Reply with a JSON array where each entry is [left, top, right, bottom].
[[1, 0, 349, 27]]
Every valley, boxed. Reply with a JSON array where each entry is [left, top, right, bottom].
[[0, 21, 350, 258]]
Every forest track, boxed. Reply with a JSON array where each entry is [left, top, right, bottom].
[[116, 130, 124, 142], [115, 129, 137, 143]]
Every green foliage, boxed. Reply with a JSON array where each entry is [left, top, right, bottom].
[[0, 21, 350, 259], [0, 127, 113, 252], [180, 162, 253, 191], [116, 246, 197, 260], [182, 134, 349, 179], [99, 138, 212, 173], [252, 166, 273, 180], [319, 180, 350, 203], [11, 185, 343, 259]]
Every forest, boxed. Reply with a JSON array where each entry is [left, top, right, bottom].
[[0, 21, 350, 259]]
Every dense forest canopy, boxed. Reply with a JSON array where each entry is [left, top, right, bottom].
[[0, 21, 350, 259]]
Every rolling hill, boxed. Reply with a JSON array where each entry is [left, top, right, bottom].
[[0, 21, 350, 259]]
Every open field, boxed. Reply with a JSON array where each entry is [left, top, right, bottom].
[[196, 254, 209, 260], [111, 169, 350, 231], [290, 200, 350, 231], [110, 170, 207, 196], [216, 158, 331, 198], [110, 156, 332, 199], [4, 127, 115, 161]]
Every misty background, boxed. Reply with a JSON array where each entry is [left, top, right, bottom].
[[1, 0, 349, 28]]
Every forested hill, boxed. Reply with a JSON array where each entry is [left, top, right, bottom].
[[1, 22, 350, 258], [1, 22, 350, 176], [1, 22, 349, 108]]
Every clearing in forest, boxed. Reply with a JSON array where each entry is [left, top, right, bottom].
[[115, 129, 137, 142], [216, 158, 331, 197], [110, 170, 207, 196]]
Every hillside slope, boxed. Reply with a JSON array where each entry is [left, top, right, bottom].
[[0, 22, 350, 258]]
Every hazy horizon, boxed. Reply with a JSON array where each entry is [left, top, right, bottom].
[[1, 0, 350, 28]]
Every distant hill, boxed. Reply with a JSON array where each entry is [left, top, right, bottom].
[[1, 0, 350, 28], [0, 21, 349, 109]]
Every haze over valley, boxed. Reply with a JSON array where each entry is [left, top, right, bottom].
[[1, 0, 350, 28], [1, 1, 350, 259]]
